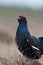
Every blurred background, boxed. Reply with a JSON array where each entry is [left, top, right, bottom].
[[0, 0, 43, 36], [0, 0, 43, 19]]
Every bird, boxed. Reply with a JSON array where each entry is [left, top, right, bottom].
[[15, 14, 43, 59]]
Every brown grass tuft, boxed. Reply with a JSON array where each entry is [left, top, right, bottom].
[[0, 55, 42, 65]]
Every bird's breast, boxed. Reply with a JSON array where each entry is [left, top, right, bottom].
[[18, 26, 29, 36]]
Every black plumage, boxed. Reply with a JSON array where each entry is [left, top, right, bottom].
[[15, 15, 43, 59]]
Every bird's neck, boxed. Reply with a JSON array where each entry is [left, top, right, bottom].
[[19, 23, 27, 27]]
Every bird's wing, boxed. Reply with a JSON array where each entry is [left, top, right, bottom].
[[28, 36, 40, 49], [21, 38, 41, 59]]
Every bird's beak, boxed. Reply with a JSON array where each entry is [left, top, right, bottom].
[[18, 16, 21, 22]]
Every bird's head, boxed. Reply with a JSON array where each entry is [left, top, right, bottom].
[[18, 14, 27, 24]]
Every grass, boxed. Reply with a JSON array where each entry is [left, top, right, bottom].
[[0, 55, 41, 65]]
